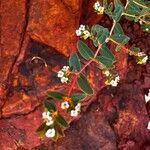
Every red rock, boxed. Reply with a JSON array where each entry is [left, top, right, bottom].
[[28, 0, 81, 56]]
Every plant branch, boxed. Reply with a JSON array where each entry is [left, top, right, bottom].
[[66, 44, 102, 96]]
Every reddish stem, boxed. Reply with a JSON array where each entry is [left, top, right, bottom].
[[66, 44, 102, 96]]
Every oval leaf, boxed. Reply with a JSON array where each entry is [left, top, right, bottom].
[[77, 40, 94, 60], [96, 46, 115, 67], [69, 52, 81, 71], [71, 93, 86, 103], [55, 114, 69, 128], [44, 100, 56, 111], [47, 91, 65, 100], [111, 33, 130, 45], [77, 73, 93, 95]]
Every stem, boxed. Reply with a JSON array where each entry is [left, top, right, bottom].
[[67, 44, 102, 96], [109, 20, 116, 37], [133, 0, 148, 8]]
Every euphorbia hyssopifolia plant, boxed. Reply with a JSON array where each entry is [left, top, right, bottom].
[[37, 0, 150, 140]]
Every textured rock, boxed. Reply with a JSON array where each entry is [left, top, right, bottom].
[[28, 0, 81, 56]]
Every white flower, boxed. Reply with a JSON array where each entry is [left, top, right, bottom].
[[104, 70, 110, 77], [70, 109, 78, 117], [93, 1, 104, 14], [146, 28, 149, 31], [79, 24, 86, 31], [94, 1, 100, 9], [42, 111, 50, 119], [137, 52, 144, 56], [61, 101, 70, 109], [76, 29, 82, 36], [46, 119, 54, 126], [75, 103, 81, 112], [62, 66, 70, 72], [139, 20, 143, 24], [61, 77, 68, 83], [110, 80, 118, 87], [57, 71, 64, 78], [147, 121, 150, 130], [110, 76, 120, 87], [145, 90, 150, 103], [45, 128, 55, 138], [142, 56, 148, 64]]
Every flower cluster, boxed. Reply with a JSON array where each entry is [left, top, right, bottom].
[[57, 66, 70, 83], [103, 70, 120, 87], [70, 103, 81, 117], [42, 111, 55, 138], [61, 97, 81, 117], [76, 25, 91, 40], [136, 52, 148, 64], [145, 89, 150, 103], [93, 1, 104, 15]]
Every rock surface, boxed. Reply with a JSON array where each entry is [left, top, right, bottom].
[[0, 0, 150, 149]]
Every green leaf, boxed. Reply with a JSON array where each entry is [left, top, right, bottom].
[[125, 1, 141, 15], [69, 52, 81, 71], [77, 40, 94, 60], [47, 91, 65, 100], [114, 23, 124, 34], [91, 24, 109, 44], [111, 33, 130, 44], [55, 114, 69, 128], [36, 123, 48, 138], [44, 100, 56, 111], [77, 73, 93, 95], [96, 46, 115, 67], [141, 24, 150, 33], [54, 122, 64, 137], [71, 93, 86, 103], [131, 47, 140, 52], [132, 0, 147, 8], [112, 5, 123, 22]]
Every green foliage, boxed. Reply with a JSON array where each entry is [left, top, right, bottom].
[[44, 100, 56, 111], [71, 93, 86, 103], [96, 45, 115, 67], [114, 23, 124, 34], [55, 114, 69, 128], [77, 40, 94, 60], [111, 34, 130, 45], [36, 123, 48, 138], [69, 52, 81, 71], [91, 24, 109, 44], [37, 0, 149, 141], [77, 73, 93, 95], [47, 91, 65, 100]]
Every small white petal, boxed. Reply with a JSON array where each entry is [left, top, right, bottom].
[[76, 29, 82, 36], [61, 77, 68, 83], [45, 128, 55, 138], [75, 103, 81, 112], [61, 101, 70, 109], [57, 71, 64, 78], [70, 110, 78, 117], [146, 28, 149, 31], [145, 90, 150, 103], [46, 119, 54, 126], [62, 66, 70, 72], [79, 24, 85, 31], [142, 56, 148, 63], [110, 80, 118, 87], [147, 121, 150, 130], [42, 112, 47, 119]]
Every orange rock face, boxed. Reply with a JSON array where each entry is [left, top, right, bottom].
[[28, 0, 81, 56]]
